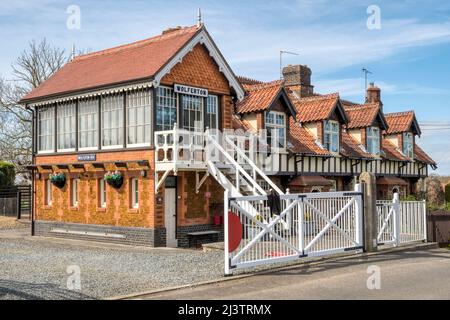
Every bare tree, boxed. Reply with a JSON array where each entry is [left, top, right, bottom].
[[0, 39, 67, 182]]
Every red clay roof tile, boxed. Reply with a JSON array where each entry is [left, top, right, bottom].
[[344, 103, 381, 129], [414, 144, 436, 166], [22, 25, 201, 101], [289, 119, 331, 156], [290, 93, 341, 123], [381, 139, 407, 161], [236, 80, 284, 114], [340, 131, 375, 159], [384, 111, 415, 135]]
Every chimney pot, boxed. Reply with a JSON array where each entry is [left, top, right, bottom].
[[366, 82, 381, 104], [282, 64, 314, 97]]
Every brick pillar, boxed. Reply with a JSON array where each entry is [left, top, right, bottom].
[[359, 172, 378, 252]]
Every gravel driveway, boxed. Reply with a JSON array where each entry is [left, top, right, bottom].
[[0, 228, 223, 300]]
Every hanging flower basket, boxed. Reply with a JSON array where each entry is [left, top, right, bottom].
[[104, 171, 123, 189], [50, 173, 66, 189]]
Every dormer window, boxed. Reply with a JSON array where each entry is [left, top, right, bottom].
[[266, 111, 286, 150], [403, 132, 414, 158], [324, 120, 339, 153], [367, 127, 380, 155]]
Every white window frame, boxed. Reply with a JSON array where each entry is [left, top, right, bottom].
[[57, 102, 77, 152], [71, 179, 79, 207], [101, 94, 124, 149], [131, 178, 139, 209], [403, 132, 414, 159], [206, 95, 219, 130], [38, 106, 55, 154], [45, 180, 52, 206], [182, 94, 204, 132], [265, 110, 287, 151], [78, 98, 99, 151], [366, 126, 380, 156], [127, 90, 152, 148], [156, 86, 178, 131], [324, 120, 340, 153], [99, 179, 106, 208]]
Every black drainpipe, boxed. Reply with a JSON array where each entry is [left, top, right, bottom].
[[27, 104, 36, 236]]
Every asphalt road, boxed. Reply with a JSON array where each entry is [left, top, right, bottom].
[[141, 248, 450, 300]]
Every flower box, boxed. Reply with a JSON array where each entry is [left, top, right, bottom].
[[104, 171, 123, 189], [50, 173, 66, 189]]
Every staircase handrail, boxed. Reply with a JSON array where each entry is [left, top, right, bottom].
[[223, 134, 284, 195], [205, 131, 267, 196]]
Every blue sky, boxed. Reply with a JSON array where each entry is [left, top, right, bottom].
[[1, 0, 449, 174]]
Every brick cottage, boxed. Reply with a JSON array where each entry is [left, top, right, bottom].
[[20, 23, 436, 247]]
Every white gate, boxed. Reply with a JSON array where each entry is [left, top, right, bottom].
[[377, 193, 427, 246], [224, 185, 364, 274]]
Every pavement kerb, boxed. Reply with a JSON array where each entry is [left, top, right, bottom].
[[108, 241, 439, 300]]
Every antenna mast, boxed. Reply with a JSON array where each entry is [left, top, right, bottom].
[[280, 50, 300, 80], [362, 68, 373, 102], [362, 68, 372, 88]]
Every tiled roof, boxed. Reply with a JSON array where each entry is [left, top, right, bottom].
[[236, 80, 284, 114], [340, 131, 375, 159], [344, 103, 382, 129], [384, 111, 415, 134], [381, 139, 407, 161], [290, 93, 341, 123], [22, 25, 201, 101], [414, 144, 436, 166], [288, 119, 331, 156], [236, 76, 264, 86], [232, 114, 256, 133]]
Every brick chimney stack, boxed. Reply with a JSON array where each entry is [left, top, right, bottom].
[[282, 65, 314, 98], [366, 82, 381, 104]]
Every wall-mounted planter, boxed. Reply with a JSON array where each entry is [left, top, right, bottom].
[[50, 173, 66, 189], [105, 171, 124, 189]]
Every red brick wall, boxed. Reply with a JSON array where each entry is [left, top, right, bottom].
[[176, 172, 224, 227], [161, 43, 234, 130], [34, 149, 157, 228]]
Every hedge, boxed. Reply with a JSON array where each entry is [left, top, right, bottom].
[[0, 161, 15, 187], [445, 183, 450, 203]]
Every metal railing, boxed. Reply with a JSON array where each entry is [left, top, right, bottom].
[[224, 185, 364, 274]]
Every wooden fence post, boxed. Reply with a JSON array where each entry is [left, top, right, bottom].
[[17, 190, 22, 220], [359, 172, 378, 252]]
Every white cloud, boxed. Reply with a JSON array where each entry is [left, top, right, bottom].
[[219, 18, 450, 78]]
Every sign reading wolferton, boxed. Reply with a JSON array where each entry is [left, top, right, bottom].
[[174, 84, 208, 97], [77, 154, 96, 161]]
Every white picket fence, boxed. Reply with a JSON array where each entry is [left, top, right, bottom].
[[376, 194, 427, 246], [224, 185, 364, 274]]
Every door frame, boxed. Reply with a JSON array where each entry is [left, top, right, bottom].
[[164, 176, 178, 247]]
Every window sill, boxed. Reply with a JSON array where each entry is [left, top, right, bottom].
[[96, 207, 107, 212], [101, 145, 123, 150], [43, 205, 52, 210], [69, 206, 79, 211], [37, 150, 54, 155], [129, 208, 139, 213]]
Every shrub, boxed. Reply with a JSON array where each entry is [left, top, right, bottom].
[[0, 161, 15, 187], [401, 195, 417, 201], [444, 202, 450, 212], [425, 177, 445, 207], [445, 183, 450, 203]]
